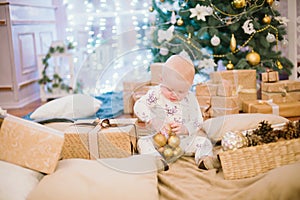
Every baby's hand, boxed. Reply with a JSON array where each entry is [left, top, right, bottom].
[[169, 122, 188, 135]]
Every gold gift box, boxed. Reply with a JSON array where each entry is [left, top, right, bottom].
[[0, 115, 64, 174], [210, 70, 256, 89], [242, 100, 300, 117], [210, 70, 257, 110], [211, 96, 239, 108], [261, 91, 297, 103], [61, 118, 138, 160], [261, 71, 279, 83], [261, 80, 300, 93], [196, 80, 234, 97], [196, 96, 211, 107], [197, 96, 239, 109], [195, 81, 218, 96]]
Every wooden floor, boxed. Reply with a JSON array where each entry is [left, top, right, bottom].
[[7, 99, 45, 118]]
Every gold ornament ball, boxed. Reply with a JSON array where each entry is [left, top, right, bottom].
[[167, 135, 180, 148], [232, 0, 246, 9], [246, 51, 261, 66], [266, 0, 274, 6], [172, 146, 182, 157], [263, 15, 271, 24], [153, 132, 167, 147], [177, 18, 184, 26], [148, 6, 154, 12], [226, 61, 234, 70], [163, 147, 173, 159]]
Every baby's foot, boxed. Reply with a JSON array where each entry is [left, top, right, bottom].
[[198, 155, 221, 170]]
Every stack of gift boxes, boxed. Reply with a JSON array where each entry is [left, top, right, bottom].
[[242, 71, 300, 117], [196, 70, 257, 118]]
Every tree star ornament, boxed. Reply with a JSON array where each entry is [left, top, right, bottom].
[[242, 19, 256, 35], [189, 4, 212, 21], [157, 25, 174, 43]]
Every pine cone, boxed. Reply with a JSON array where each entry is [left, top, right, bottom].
[[282, 121, 298, 140]]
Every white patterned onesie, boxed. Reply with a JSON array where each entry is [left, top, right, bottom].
[[134, 86, 213, 163]]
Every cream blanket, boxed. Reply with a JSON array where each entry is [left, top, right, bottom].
[[158, 156, 300, 200]]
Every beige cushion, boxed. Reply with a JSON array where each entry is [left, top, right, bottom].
[[30, 94, 102, 119], [0, 160, 44, 200], [202, 113, 289, 143], [27, 155, 159, 200]]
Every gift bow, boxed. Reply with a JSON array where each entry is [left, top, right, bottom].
[[257, 99, 279, 115]]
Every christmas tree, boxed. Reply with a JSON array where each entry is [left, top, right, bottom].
[[149, 0, 293, 78]]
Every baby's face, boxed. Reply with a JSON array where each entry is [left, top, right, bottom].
[[160, 73, 191, 102]]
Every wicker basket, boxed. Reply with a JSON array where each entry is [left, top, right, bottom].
[[61, 122, 137, 160], [219, 138, 300, 180]]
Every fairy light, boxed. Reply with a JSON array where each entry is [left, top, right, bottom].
[[62, 0, 153, 93]]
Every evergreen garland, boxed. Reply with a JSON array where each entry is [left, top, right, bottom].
[[38, 43, 75, 93]]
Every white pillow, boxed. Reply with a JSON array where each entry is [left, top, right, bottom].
[[27, 155, 159, 200], [202, 113, 289, 143], [30, 94, 102, 119], [0, 160, 44, 200]]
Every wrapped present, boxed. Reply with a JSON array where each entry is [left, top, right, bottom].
[[210, 70, 257, 110], [242, 100, 300, 117], [61, 118, 138, 160], [197, 96, 239, 118], [261, 80, 300, 93], [195, 81, 218, 96], [150, 63, 163, 85], [261, 71, 279, 83], [196, 96, 211, 107], [211, 96, 239, 109], [210, 70, 256, 89], [0, 115, 64, 174], [216, 79, 234, 97], [261, 91, 297, 103]]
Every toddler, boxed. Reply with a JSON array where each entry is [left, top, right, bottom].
[[134, 55, 220, 170]]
